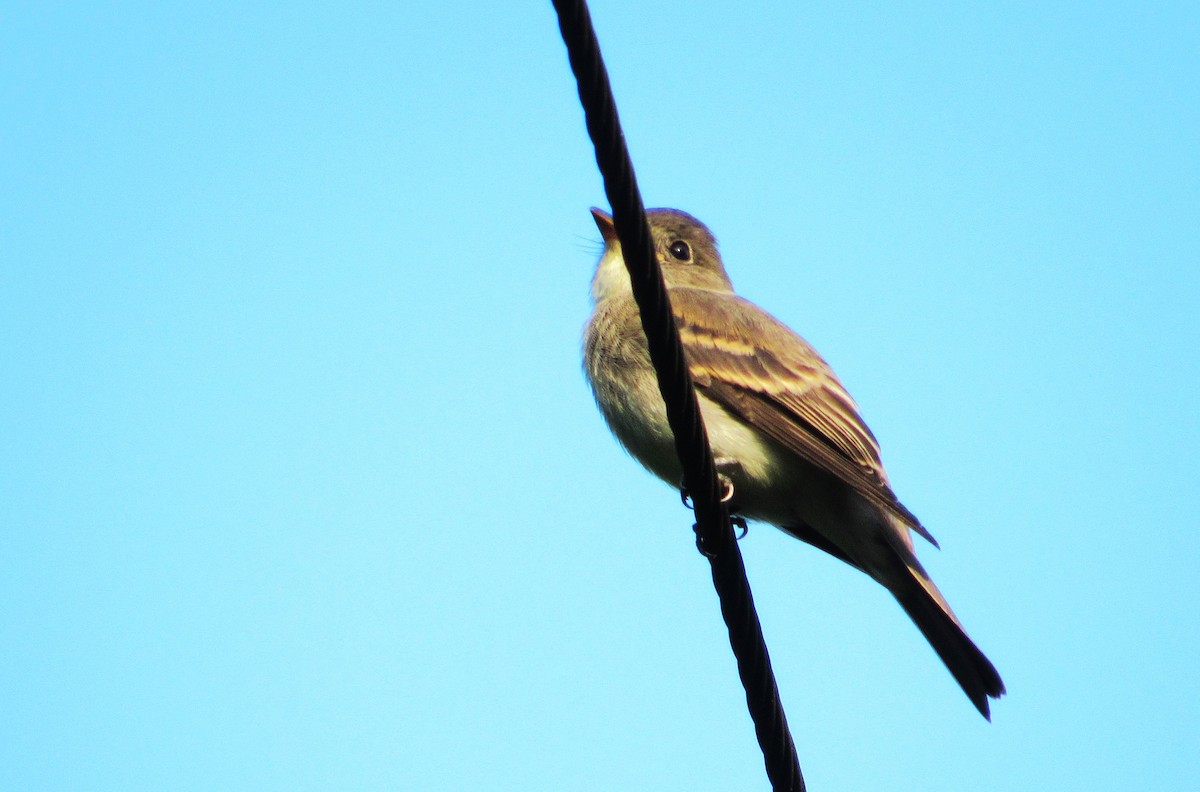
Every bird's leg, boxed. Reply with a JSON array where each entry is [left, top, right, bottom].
[[713, 456, 741, 504], [679, 456, 741, 508], [684, 456, 751, 550], [712, 457, 751, 539]]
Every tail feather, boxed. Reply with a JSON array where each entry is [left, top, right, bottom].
[[891, 563, 1006, 719]]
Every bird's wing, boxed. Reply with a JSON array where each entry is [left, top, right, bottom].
[[670, 288, 937, 547]]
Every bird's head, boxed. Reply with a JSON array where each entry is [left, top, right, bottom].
[[590, 207, 733, 302]]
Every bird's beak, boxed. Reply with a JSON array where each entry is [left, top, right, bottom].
[[590, 207, 617, 246]]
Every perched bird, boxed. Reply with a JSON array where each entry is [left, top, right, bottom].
[[583, 207, 1005, 718]]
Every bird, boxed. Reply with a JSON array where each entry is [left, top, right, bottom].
[[582, 207, 1005, 718]]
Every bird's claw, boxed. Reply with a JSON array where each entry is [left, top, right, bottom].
[[731, 516, 749, 540], [679, 472, 735, 508], [680, 457, 741, 508], [718, 473, 735, 503]]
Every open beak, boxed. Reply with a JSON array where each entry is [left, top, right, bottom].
[[590, 207, 617, 245]]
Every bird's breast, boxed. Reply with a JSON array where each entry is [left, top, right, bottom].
[[584, 298, 792, 511], [583, 300, 680, 483]]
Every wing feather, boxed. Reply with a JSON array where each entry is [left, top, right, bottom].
[[671, 288, 938, 547]]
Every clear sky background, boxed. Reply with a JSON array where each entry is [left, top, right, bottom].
[[3, 2, 1197, 790]]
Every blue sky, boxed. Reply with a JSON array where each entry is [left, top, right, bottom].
[[2, 2, 1197, 789]]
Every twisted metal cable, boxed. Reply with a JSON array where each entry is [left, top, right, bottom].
[[551, 2, 805, 789]]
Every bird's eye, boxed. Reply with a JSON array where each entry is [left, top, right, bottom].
[[668, 240, 691, 261]]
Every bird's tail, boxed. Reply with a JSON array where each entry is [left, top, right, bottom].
[[889, 558, 1006, 719]]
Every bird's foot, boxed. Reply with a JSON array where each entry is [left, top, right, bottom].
[[713, 457, 741, 504], [679, 457, 740, 508]]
